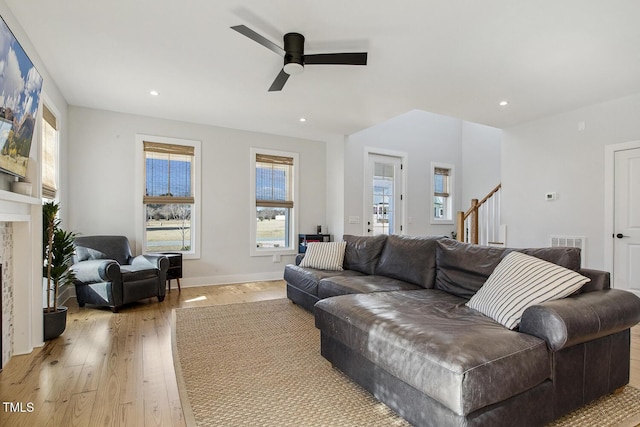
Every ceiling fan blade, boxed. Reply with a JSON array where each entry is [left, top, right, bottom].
[[304, 52, 368, 66], [268, 68, 290, 92], [231, 25, 285, 56]]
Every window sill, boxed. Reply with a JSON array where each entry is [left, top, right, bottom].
[[251, 247, 297, 257], [430, 219, 454, 225]]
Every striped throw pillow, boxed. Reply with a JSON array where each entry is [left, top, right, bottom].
[[299, 241, 347, 271], [466, 251, 590, 329]]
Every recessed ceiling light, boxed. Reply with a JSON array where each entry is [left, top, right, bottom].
[[150, 90, 160, 96], [499, 100, 509, 106], [299, 117, 307, 123]]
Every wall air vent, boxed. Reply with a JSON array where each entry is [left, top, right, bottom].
[[550, 235, 586, 267]]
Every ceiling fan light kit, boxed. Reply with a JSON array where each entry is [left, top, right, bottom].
[[231, 24, 367, 91], [283, 32, 305, 75], [283, 62, 304, 75]]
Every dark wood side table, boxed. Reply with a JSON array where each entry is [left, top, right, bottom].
[[160, 252, 183, 292], [298, 234, 332, 253]]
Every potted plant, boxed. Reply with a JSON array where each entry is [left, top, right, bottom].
[[43, 201, 76, 340]]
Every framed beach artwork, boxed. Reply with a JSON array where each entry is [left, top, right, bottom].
[[0, 15, 43, 178]]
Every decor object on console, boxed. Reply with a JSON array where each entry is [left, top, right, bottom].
[[0, 16, 43, 179], [71, 235, 168, 312], [42, 201, 76, 340], [285, 235, 640, 426], [298, 233, 331, 253]]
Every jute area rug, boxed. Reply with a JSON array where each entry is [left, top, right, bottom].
[[172, 299, 640, 427]]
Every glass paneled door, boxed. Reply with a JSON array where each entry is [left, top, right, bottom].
[[366, 154, 403, 235]]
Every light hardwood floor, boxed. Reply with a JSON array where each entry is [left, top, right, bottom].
[[1, 281, 639, 427], [0, 281, 286, 427]]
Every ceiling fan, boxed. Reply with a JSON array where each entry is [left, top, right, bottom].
[[231, 25, 368, 92]]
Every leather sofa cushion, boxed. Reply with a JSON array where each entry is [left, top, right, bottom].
[[283, 264, 364, 297], [342, 234, 387, 275], [318, 275, 422, 299], [315, 290, 550, 416], [435, 240, 507, 299], [518, 247, 581, 272], [435, 240, 583, 299], [374, 235, 441, 288]]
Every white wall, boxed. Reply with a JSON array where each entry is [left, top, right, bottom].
[[67, 106, 327, 286], [461, 121, 502, 205], [501, 93, 640, 269], [325, 135, 346, 239], [343, 109, 465, 237]]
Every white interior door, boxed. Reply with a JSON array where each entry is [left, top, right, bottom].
[[365, 154, 403, 235], [613, 147, 640, 296]]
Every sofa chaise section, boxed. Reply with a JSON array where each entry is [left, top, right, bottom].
[[309, 237, 640, 426], [315, 290, 551, 417]]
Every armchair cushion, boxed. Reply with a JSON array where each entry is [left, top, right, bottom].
[[131, 254, 169, 271], [120, 265, 161, 281], [74, 235, 133, 265], [72, 259, 120, 283]]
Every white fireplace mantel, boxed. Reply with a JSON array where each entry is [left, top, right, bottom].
[[0, 188, 43, 363]]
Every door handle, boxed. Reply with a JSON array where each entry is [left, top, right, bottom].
[[615, 233, 629, 239]]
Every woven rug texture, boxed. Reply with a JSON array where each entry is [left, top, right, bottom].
[[172, 299, 640, 427]]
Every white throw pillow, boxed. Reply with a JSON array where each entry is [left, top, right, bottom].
[[466, 251, 590, 329], [299, 241, 347, 271]]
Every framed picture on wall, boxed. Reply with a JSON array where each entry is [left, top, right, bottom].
[[0, 15, 43, 178]]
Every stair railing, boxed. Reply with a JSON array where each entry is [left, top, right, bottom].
[[456, 184, 502, 245]]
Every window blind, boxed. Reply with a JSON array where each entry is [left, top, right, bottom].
[[434, 167, 450, 197], [41, 104, 57, 199], [144, 141, 194, 204], [256, 153, 294, 208]]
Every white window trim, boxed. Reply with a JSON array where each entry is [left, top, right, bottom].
[[430, 162, 455, 225], [40, 93, 61, 202], [250, 147, 299, 257], [135, 134, 201, 259]]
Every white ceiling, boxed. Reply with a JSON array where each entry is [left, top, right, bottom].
[[6, 0, 640, 141]]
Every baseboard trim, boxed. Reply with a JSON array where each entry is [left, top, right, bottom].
[[173, 272, 285, 289], [58, 284, 76, 307]]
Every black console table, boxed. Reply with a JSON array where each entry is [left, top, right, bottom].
[[159, 252, 183, 292], [298, 234, 332, 253]]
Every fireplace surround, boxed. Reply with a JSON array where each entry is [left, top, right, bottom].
[[0, 189, 42, 369]]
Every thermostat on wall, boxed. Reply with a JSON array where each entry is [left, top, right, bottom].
[[545, 192, 557, 201]]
